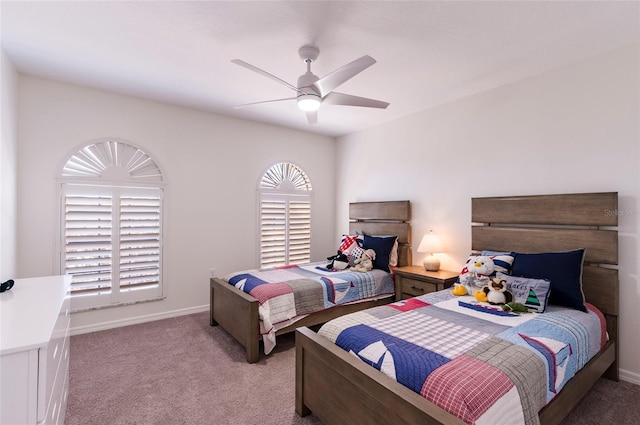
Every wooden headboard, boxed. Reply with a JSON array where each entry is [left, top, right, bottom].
[[471, 192, 619, 379], [348, 200, 412, 267]]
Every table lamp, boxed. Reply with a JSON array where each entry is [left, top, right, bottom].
[[417, 230, 444, 271]]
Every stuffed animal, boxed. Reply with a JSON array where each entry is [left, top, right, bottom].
[[458, 256, 495, 294], [351, 249, 376, 272], [481, 277, 514, 305], [326, 250, 349, 271], [501, 301, 530, 314]]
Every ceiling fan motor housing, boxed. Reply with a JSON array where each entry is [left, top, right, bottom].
[[298, 45, 319, 62]]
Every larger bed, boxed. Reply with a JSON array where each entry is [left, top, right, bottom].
[[296, 192, 619, 425], [210, 200, 412, 363]]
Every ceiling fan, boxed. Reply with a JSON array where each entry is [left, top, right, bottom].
[[231, 45, 389, 124]]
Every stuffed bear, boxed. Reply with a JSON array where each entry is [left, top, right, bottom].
[[481, 277, 514, 305], [458, 256, 495, 294], [326, 250, 349, 271], [351, 249, 376, 272]]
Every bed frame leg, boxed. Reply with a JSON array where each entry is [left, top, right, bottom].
[[295, 329, 311, 417], [247, 340, 260, 364], [603, 317, 619, 381], [603, 342, 619, 381], [210, 279, 219, 326]]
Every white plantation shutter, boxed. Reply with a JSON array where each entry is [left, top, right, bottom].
[[62, 185, 163, 310], [119, 194, 161, 292], [288, 200, 311, 264], [64, 191, 113, 297], [259, 163, 312, 268], [260, 199, 287, 267], [58, 139, 164, 311]]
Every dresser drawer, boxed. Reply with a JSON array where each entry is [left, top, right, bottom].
[[401, 277, 436, 297], [41, 294, 70, 422], [45, 339, 69, 425]]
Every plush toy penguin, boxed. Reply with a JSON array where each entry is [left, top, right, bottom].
[[458, 256, 495, 294], [326, 251, 349, 270]]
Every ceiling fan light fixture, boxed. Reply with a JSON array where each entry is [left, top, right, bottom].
[[297, 94, 321, 112]]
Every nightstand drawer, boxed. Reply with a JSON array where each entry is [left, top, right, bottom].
[[393, 266, 459, 301], [401, 278, 436, 297]]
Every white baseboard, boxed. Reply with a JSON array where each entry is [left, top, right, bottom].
[[70, 304, 209, 336], [620, 368, 640, 385]]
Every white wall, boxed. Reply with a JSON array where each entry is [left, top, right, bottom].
[[336, 44, 640, 383], [17, 76, 336, 332], [0, 49, 18, 282]]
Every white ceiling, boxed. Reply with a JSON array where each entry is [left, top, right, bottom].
[[2, 1, 639, 137]]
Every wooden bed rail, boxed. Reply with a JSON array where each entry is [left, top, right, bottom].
[[295, 326, 467, 425]]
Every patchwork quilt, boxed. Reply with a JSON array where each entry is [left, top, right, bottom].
[[318, 291, 607, 425], [223, 262, 394, 354]]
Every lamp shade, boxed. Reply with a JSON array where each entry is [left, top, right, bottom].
[[417, 231, 444, 254], [417, 230, 444, 271]]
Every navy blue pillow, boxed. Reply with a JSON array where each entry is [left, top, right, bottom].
[[363, 235, 398, 273], [511, 249, 586, 312]]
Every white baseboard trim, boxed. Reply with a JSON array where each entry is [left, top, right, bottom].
[[70, 304, 209, 336], [620, 368, 640, 385]]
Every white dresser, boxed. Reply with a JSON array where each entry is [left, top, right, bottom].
[[1, 275, 71, 425]]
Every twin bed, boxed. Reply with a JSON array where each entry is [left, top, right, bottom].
[[295, 192, 619, 425], [210, 200, 412, 363], [209, 192, 619, 425]]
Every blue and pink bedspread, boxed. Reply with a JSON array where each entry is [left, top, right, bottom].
[[318, 290, 607, 425], [223, 263, 394, 354]]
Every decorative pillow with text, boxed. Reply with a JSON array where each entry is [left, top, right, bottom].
[[496, 272, 551, 313]]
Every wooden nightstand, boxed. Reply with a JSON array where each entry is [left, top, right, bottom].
[[393, 266, 459, 301]]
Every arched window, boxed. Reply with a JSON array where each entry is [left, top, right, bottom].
[[58, 139, 164, 311], [258, 162, 312, 268]]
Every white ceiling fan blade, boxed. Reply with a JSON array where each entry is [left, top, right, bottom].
[[306, 110, 318, 124], [312, 55, 376, 97], [323, 92, 389, 109], [233, 97, 296, 109], [231, 59, 302, 94]]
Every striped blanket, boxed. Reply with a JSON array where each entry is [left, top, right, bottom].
[[318, 290, 607, 425], [223, 262, 394, 354]]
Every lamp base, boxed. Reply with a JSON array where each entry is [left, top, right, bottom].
[[423, 255, 440, 272]]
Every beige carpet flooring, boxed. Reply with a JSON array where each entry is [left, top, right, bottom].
[[66, 312, 639, 425]]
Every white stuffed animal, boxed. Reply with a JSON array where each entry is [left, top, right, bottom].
[[351, 249, 376, 272], [458, 256, 495, 294]]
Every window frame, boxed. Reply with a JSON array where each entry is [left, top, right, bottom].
[[55, 139, 166, 312], [257, 162, 313, 269]]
